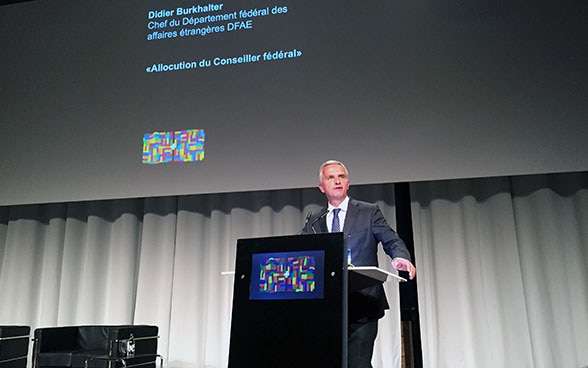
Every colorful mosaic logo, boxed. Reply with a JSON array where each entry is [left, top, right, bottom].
[[142, 129, 205, 164], [258, 255, 316, 293]]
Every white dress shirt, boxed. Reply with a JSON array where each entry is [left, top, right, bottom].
[[327, 196, 349, 232]]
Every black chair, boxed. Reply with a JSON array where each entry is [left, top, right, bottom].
[[0, 325, 30, 368], [32, 325, 160, 368]]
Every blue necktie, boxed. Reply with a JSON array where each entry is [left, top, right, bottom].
[[331, 208, 341, 232]]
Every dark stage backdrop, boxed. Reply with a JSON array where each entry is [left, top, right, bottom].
[[1, 0, 587, 205]]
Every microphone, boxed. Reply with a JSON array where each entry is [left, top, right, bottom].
[[298, 211, 313, 235], [310, 208, 328, 234]]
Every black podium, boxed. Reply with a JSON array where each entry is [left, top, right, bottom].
[[227, 233, 404, 367], [228, 233, 348, 368]]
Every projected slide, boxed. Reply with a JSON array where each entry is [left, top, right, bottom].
[[1, 0, 587, 205]]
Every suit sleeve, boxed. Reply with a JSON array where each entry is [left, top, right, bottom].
[[371, 205, 412, 261]]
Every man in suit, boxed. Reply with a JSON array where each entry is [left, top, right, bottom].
[[301, 160, 416, 368]]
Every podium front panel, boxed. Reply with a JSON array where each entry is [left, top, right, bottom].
[[228, 233, 347, 368]]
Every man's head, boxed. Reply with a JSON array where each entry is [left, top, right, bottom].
[[318, 160, 350, 206]]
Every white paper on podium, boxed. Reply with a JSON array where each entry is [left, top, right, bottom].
[[349, 266, 407, 282]]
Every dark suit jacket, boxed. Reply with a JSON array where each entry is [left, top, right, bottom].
[[301, 198, 411, 321]]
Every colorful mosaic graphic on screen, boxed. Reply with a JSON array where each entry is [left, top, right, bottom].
[[142, 129, 205, 164], [259, 255, 316, 293]]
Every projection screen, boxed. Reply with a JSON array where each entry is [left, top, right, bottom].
[[1, 0, 587, 205]]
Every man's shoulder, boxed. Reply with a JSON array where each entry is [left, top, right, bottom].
[[349, 198, 379, 210]]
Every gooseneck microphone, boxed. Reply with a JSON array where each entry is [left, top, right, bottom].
[[303, 211, 312, 225], [298, 211, 313, 235], [310, 208, 328, 234]]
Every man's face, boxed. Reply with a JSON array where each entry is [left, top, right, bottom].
[[318, 164, 350, 204]]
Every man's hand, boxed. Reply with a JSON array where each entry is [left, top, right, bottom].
[[392, 257, 416, 280]]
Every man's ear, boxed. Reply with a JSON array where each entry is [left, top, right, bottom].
[[318, 183, 325, 193]]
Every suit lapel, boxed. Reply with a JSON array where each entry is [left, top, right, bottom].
[[343, 198, 359, 236]]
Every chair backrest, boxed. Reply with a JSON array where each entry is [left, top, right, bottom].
[[0, 325, 30, 367], [78, 326, 110, 351], [35, 326, 79, 352]]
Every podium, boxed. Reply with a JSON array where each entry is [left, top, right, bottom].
[[227, 233, 403, 368]]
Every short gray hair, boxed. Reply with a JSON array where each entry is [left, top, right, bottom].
[[318, 160, 349, 182]]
